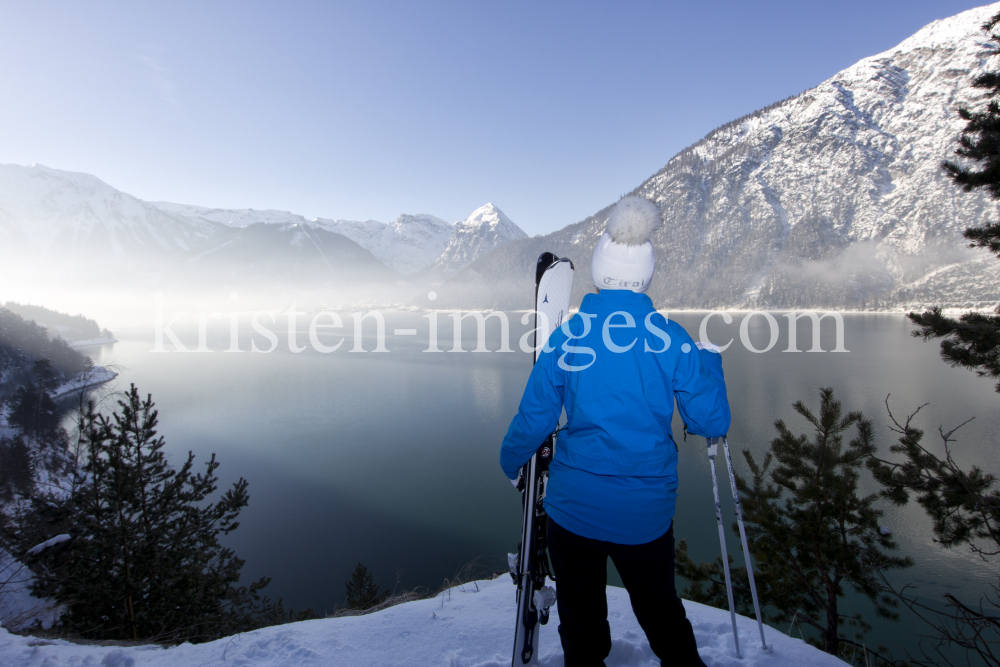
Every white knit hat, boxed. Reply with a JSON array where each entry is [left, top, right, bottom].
[[591, 196, 662, 292]]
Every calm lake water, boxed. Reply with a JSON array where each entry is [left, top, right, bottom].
[[82, 311, 999, 656]]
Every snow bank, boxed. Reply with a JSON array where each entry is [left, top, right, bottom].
[[0, 549, 60, 632], [50, 366, 117, 400], [25, 535, 70, 556], [67, 336, 118, 348], [0, 578, 846, 667]]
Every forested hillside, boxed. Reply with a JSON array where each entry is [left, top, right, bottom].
[[2, 302, 111, 342], [0, 308, 90, 500]]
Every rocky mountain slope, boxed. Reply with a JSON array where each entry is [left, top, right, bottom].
[[154, 202, 454, 276], [319, 213, 454, 275], [185, 222, 396, 284], [318, 205, 530, 278], [152, 201, 311, 228], [442, 4, 1000, 311], [424, 203, 528, 280], [0, 164, 220, 262]]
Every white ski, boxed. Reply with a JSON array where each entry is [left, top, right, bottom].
[[510, 252, 574, 666]]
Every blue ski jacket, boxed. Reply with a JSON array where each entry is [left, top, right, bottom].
[[499, 290, 730, 544]]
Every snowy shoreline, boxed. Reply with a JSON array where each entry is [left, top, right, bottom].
[[67, 336, 118, 348], [0, 578, 847, 667], [50, 366, 117, 401]]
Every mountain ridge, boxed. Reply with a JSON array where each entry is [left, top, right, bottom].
[[438, 3, 1000, 312], [318, 213, 454, 275], [0, 163, 222, 260], [0, 163, 528, 287]]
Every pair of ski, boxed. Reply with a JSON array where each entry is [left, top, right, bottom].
[[509, 252, 767, 665], [508, 252, 572, 666]]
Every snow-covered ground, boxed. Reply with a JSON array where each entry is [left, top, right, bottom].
[[0, 577, 845, 667], [0, 548, 59, 633]]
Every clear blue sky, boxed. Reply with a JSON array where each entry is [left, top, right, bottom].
[[0, 1, 992, 235]]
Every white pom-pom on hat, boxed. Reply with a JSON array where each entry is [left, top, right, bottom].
[[606, 196, 662, 246], [591, 196, 662, 293]]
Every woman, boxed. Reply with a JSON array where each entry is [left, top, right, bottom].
[[500, 195, 730, 667]]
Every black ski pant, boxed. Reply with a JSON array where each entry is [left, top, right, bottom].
[[546, 517, 705, 667]]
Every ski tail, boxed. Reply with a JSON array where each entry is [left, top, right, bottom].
[[532, 252, 574, 365], [511, 252, 574, 666]]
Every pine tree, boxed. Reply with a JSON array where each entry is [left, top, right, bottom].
[[893, 12, 1000, 664], [943, 11, 1000, 202], [8, 359, 63, 441], [344, 562, 389, 610], [21, 384, 307, 642], [867, 402, 1000, 666], [5, 359, 71, 480], [911, 11, 1000, 392], [0, 435, 34, 501], [676, 389, 911, 663]]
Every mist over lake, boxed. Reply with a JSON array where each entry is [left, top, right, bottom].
[[78, 311, 999, 650]]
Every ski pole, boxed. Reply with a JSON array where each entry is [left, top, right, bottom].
[[707, 438, 741, 658], [720, 436, 768, 650]]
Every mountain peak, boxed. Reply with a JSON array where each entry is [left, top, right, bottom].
[[888, 3, 998, 53], [423, 204, 528, 280], [458, 203, 519, 232]]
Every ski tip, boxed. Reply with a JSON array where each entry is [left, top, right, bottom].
[[536, 252, 557, 266], [535, 252, 559, 286], [536, 252, 574, 269], [535, 253, 574, 283]]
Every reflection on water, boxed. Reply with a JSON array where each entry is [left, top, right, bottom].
[[83, 312, 999, 650]]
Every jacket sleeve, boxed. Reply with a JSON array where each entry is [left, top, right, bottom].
[[499, 345, 565, 480], [672, 332, 731, 439]]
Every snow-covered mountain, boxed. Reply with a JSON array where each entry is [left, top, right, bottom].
[[0, 164, 221, 259], [425, 203, 528, 280], [152, 201, 310, 228], [146, 201, 397, 282], [154, 204, 464, 276], [443, 4, 1000, 311], [0, 165, 396, 285], [318, 213, 454, 275], [186, 222, 396, 284], [153, 202, 454, 276], [0, 162, 532, 286]]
